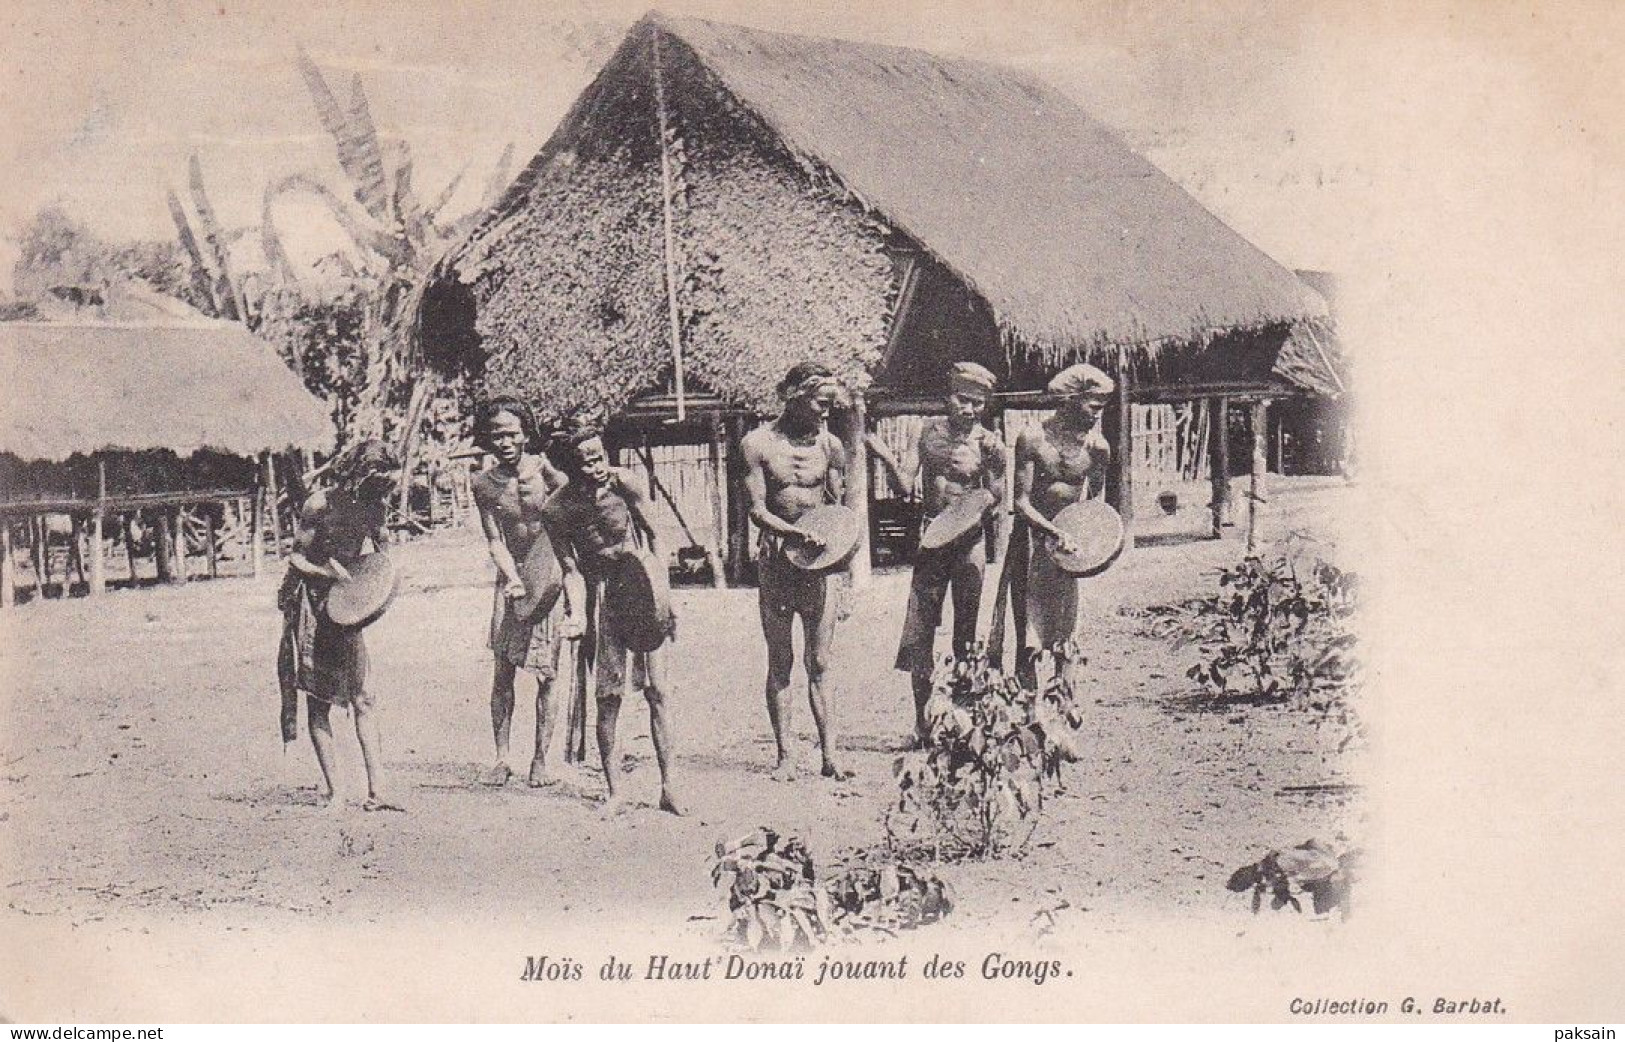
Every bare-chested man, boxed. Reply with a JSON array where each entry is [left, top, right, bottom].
[[1012, 363, 1116, 673], [742, 362, 850, 780], [470, 397, 574, 788], [541, 426, 682, 815], [893, 362, 1006, 738]]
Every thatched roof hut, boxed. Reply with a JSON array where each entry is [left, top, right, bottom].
[[419, 12, 1331, 420], [0, 296, 334, 604], [0, 316, 333, 466]]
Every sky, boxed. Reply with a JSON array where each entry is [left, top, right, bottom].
[[0, 0, 1400, 289]]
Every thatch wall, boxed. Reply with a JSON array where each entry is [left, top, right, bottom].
[[437, 27, 894, 422]]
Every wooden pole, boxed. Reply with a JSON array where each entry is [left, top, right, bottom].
[[68, 516, 86, 590], [1247, 399, 1269, 553], [724, 415, 752, 584], [250, 481, 264, 581], [172, 507, 190, 583], [33, 515, 49, 598], [152, 509, 176, 583], [843, 395, 872, 590], [1104, 353, 1135, 530], [0, 519, 13, 608], [263, 454, 283, 559], [123, 514, 140, 583], [90, 460, 107, 596], [1209, 396, 1232, 538], [707, 415, 729, 589], [205, 504, 220, 578], [651, 30, 689, 422]]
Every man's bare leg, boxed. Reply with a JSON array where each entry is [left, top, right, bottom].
[[803, 602, 848, 779], [528, 675, 558, 787], [486, 658, 517, 786], [910, 668, 934, 741], [306, 695, 338, 806], [354, 700, 404, 812], [645, 672, 683, 815], [760, 594, 799, 778], [595, 694, 625, 809]]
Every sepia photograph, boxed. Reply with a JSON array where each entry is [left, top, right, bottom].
[[0, 0, 1620, 1026]]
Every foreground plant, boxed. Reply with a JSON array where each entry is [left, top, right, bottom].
[[1227, 838, 1361, 920], [710, 828, 952, 950], [887, 645, 1088, 860], [1175, 553, 1359, 706]]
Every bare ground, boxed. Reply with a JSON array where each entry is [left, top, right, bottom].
[[0, 477, 1365, 944]]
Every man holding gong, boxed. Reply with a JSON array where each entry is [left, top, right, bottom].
[[893, 362, 1006, 740], [541, 424, 682, 815], [1011, 363, 1117, 678], [276, 439, 403, 812], [470, 397, 574, 789], [741, 362, 852, 781]]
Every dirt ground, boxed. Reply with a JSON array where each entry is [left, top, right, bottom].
[[0, 477, 1365, 950]]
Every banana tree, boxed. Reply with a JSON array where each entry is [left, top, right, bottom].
[[255, 46, 514, 514]]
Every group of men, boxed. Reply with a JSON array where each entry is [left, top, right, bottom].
[[462, 357, 1119, 816]]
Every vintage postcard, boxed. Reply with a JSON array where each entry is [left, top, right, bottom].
[[0, 0, 1620, 1025]]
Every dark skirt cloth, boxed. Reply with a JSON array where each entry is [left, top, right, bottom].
[[277, 569, 371, 742]]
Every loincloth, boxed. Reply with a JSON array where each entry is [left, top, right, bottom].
[[756, 530, 830, 620], [489, 579, 563, 678], [895, 533, 985, 673]]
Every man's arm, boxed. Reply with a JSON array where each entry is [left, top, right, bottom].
[[1086, 434, 1111, 500], [981, 427, 1008, 505], [824, 431, 847, 506], [864, 432, 912, 497], [537, 497, 585, 631], [476, 495, 523, 595], [615, 469, 663, 558]]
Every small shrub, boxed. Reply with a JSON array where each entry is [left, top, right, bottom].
[[1227, 839, 1360, 919], [710, 828, 951, 950], [887, 645, 1088, 861], [1179, 554, 1359, 705]]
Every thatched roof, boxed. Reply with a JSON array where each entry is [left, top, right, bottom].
[[428, 13, 1329, 416], [0, 313, 334, 463], [648, 15, 1325, 354]]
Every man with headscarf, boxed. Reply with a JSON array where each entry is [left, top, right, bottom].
[[1011, 363, 1116, 675], [893, 362, 1006, 739], [741, 362, 851, 781]]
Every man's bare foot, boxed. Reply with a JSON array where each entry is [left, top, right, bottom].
[[770, 757, 798, 782], [821, 761, 854, 781], [658, 790, 686, 816], [482, 763, 512, 787], [600, 790, 628, 816], [527, 760, 552, 788], [362, 796, 406, 813], [314, 789, 339, 812]]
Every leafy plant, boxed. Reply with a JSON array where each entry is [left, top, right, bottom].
[[1227, 839, 1360, 919], [887, 645, 1088, 860], [710, 828, 951, 950], [1179, 554, 1359, 704]]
